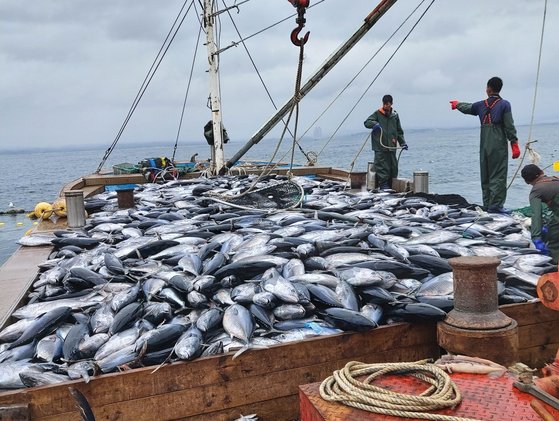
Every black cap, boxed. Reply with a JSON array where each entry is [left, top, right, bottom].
[[521, 164, 543, 183]]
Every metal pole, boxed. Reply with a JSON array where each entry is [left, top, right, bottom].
[[223, 0, 398, 172], [65, 190, 86, 228], [413, 171, 429, 193], [204, 0, 225, 174], [367, 162, 377, 190]]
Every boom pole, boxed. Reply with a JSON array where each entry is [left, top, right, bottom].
[[204, 0, 225, 174], [223, 0, 398, 173]]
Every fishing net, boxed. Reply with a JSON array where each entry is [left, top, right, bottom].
[[206, 180, 304, 211], [406, 192, 472, 208]]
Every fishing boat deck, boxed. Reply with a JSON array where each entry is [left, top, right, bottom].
[[1, 169, 558, 420], [0, 246, 52, 330], [299, 372, 559, 420]]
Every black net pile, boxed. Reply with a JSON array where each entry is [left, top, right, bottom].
[[405, 192, 472, 208], [213, 181, 303, 210]]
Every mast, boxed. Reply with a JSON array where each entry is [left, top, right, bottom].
[[204, 0, 225, 174], [223, 0, 398, 172]]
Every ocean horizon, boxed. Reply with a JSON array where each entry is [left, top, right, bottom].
[[1, 122, 558, 266]]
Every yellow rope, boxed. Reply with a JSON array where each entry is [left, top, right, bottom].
[[319, 360, 482, 421]]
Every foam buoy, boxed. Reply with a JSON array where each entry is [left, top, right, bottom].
[[16, 222, 23, 226], [537, 270, 559, 311], [53, 199, 67, 217], [34, 202, 53, 219]]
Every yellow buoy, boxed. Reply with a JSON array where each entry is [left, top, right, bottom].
[[16, 222, 23, 226], [53, 199, 67, 217], [34, 202, 53, 219], [0, 222, 5, 226], [553, 161, 559, 172], [33, 221, 38, 225], [24, 228, 33, 235]]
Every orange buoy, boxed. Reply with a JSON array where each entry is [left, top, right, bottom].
[[537, 269, 559, 311]]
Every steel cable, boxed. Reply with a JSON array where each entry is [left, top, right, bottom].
[[507, 0, 547, 189]]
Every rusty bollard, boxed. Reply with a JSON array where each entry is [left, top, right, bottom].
[[116, 189, 135, 209], [437, 256, 519, 366]]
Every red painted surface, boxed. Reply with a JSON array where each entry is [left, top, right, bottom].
[[300, 373, 559, 420]]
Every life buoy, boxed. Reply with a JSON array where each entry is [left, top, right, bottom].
[[34, 202, 53, 219], [53, 199, 67, 217]]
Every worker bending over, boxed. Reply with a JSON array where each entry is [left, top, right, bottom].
[[521, 164, 559, 264]]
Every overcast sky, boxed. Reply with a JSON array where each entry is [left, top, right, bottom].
[[1, 0, 558, 151]]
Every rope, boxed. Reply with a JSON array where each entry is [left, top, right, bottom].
[[319, 360, 481, 421], [507, 0, 547, 189], [289, 44, 306, 176], [221, 0, 312, 163], [223, 13, 309, 198], [344, 133, 371, 189]]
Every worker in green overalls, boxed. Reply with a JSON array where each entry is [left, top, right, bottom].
[[521, 164, 559, 264], [364, 94, 407, 190], [450, 77, 521, 213]]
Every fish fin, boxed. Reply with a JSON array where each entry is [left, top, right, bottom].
[[68, 387, 96, 421], [151, 349, 174, 374]]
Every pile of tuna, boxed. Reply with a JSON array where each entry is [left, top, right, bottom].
[[0, 175, 553, 389]]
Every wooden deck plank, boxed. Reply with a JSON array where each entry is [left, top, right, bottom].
[[0, 246, 52, 330], [501, 301, 559, 325], [34, 343, 439, 421], [518, 342, 559, 370], [0, 324, 437, 416], [517, 320, 559, 349]]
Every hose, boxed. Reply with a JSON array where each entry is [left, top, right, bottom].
[[319, 360, 482, 421]]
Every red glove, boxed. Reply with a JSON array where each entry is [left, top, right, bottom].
[[511, 141, 520, 159], [449, 100, 459, 110]]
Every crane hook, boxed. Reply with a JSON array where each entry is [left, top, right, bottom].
[[291, 26, 310, 47], [288, 0, 310, 47]]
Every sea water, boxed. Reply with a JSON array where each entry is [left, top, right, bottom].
[[1, 123, 558, 266]]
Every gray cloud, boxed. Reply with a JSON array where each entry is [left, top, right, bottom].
[[1, 0, 558, 150]]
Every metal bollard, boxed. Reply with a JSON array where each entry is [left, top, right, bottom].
[[446, 256, 512, 329], [413, 171, 428, 193], [437, 256, 519, 366], [367, 162, 376, 190], [65, 190, 86, 228]]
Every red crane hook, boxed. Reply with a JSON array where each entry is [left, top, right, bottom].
[[288, 0, 310, 47]]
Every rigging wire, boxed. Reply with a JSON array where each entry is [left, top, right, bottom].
[[316, 0, 436, 162], [171, 22, 203, 162], [294, 0, 428, 151], [96, 0, 194, 173], [220, 0, 312, 163], [507, 0, 547, 189], [270, 0, 432, 170], [216, 0, 326, 55]]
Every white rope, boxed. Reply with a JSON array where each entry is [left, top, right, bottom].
[[320, 360, 482, 421], [508, 0, 547, 188]]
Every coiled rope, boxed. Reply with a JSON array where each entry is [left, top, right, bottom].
[[319, 360, 481, 421]]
